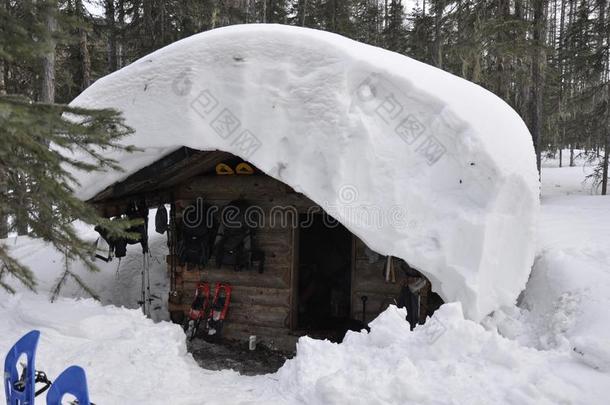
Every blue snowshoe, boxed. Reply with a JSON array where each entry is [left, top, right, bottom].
[[4, 330, 52, 405], [46, 366, 91, 405]]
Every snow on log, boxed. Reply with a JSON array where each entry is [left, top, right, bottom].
[[69, 24, 539, 321]]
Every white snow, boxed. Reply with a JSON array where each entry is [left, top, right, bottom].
[[0, 294, 273, 405], [67, 24, 539, 321], [485, 154, 610, 375], [1, 218, 170, 322], [1, 163, 610, 404]]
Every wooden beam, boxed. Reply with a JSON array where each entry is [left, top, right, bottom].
[[90, 148, 234, 203]]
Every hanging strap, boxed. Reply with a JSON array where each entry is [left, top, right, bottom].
[[384, 256, 395, 283], [34, 371, 52, 397]]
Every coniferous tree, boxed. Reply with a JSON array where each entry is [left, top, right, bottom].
[[383, 0, 408, 53], [0, 1, 136, 292]]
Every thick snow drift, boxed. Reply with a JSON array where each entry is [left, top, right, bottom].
[[69, 24, 539, 321]]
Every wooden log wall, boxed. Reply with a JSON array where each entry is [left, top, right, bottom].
[[168, 174, 310, 351], [351, 238, 435, 325], [166, 172, 426, 351], [351, 238, 404, 324]]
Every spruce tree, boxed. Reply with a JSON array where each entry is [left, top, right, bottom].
[[383, 0, 407, 53], [0, 1, 136, 293]]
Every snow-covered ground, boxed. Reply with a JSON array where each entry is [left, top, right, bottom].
[[2, 151, 610, 404]]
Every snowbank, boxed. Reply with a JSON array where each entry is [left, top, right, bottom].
[[68, 24, 539, 321], [487, 192, 610, 373], [0, 293, 272, 405], [277, 304, 608, 404], [3, 295, 607, 404]]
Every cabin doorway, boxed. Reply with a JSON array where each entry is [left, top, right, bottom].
[[296, 214, 353, 341]]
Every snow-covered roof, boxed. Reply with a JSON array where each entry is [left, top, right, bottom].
[[70, 24, 539, 321]]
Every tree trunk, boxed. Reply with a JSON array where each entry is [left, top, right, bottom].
[[602, 0, 610, 195], [106, 0, 117, 72], [301, 0, 307, 26], [15, 173, 28, 236], [143, 0, 155, 50], [529, 0, 547, 176], [41, 0, 57, 104], [117, 0, 125, 68], [0, 61, 5, 96], [570, 144, 575, 166], [602, 133, 609, 195], [433, 0, 443, 68], [32, 0, 58, 238], [76, 0, 91, 90], [496, 0, 510, 100], [0, 18, 7, 238], [384, 0, 388, 29], [558, 0, 566, 166]]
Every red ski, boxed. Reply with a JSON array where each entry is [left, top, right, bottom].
[[207, 283, 232, 338], [183, 282, 211, 340]]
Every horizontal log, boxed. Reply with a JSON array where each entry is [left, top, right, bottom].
[[169, 299, 290, 329], [222, 324, 297, 352], [352, 278, 403, 296], [180, 283, 291, 307], [227, 303, 290, 328], [180, 268, 289, 289], [177, 175, 289, 201]]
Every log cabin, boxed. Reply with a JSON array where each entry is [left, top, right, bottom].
[[89, 147, 442, 351]]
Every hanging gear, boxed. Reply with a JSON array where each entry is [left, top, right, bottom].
[[215, 163, 235, 175], [94, 222, 121, 258], [214, 200, 265, 273], [177, 200, 216, 266], [396, 260, 428, 330], [169, 202, 178, 292], [384, 256, 396, 283], [183, 282, 211, 341], [94, 200, 149, 259], [207, 283, 232, 338], [155, 204, 169, 234], [91, 237, 112, 263], [126, 200, 149, 254], [235, 162, 254, 175], [397, 284, 420, 330], [360, 295, 368, 324]]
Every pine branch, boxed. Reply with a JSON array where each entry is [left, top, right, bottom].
[[0, 94, 135, 292]]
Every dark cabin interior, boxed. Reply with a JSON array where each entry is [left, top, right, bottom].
[[297, 214, 352, 340]]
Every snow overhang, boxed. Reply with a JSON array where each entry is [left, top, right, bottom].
[[69, 24, 540, 321]]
